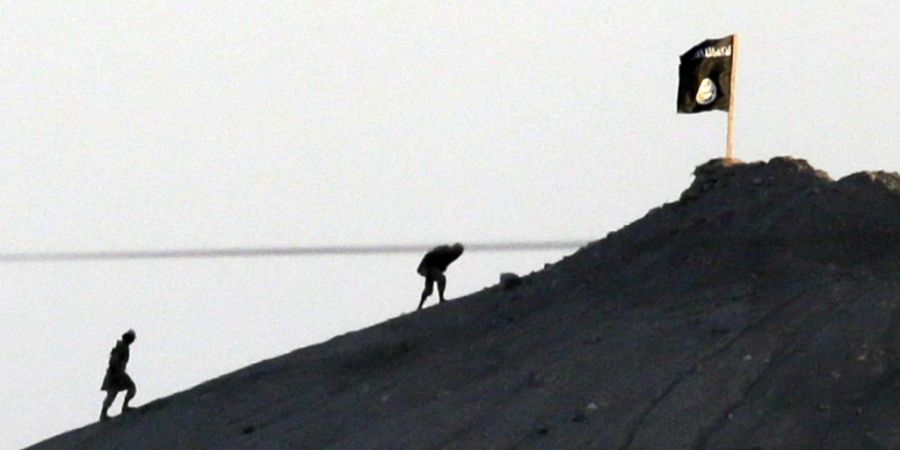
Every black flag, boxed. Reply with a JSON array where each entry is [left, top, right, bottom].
[[677, 35, 734, 113]]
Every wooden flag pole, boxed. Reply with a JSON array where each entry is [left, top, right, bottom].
[[726, 34, 739, 161]]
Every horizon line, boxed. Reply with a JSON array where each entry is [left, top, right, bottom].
[[0, 240, 592, 263]]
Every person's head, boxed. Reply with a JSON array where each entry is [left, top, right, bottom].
[[122, 329, 136, 344], [452, 242, 464, 251]]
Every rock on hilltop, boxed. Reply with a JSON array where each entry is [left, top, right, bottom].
[[27, 157, 899, 449]]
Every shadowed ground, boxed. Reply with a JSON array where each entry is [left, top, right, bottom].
[[26, 157, 899, 450]]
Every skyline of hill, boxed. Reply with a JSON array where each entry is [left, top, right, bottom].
[[27, 156, 899, 449]]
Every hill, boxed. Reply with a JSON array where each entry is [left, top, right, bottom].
[[26, 157, 899, 449]]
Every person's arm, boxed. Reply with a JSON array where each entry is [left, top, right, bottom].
[[108, 345, 126, 371]]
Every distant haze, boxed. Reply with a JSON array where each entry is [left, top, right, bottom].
[[2, 2, 897, 449]]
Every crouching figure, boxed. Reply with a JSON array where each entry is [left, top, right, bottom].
[[417, 243, 464, 310]]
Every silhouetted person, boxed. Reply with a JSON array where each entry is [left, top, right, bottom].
[[100, 329, 137, 421], [417, 243, 464, 310]]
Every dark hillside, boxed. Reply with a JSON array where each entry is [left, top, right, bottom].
[[27, 157, 900, 449]]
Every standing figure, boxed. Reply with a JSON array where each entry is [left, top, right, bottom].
[[417, 243, 464, 310], [100, 329, 137, 421]]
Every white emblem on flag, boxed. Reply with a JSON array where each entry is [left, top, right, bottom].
[[695, 78, 717, 105]]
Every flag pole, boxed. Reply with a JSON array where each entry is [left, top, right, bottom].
[[726, 33, 739, 161]]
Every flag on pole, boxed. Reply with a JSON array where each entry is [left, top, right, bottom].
[[677, 35, 735, 113]]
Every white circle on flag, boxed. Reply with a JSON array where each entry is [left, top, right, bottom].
[[696, 78, 717, 105]]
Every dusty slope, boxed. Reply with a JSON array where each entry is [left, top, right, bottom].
[[27, 157, 899, 450]]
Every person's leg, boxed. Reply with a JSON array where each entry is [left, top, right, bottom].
[[122, 388, 136, 412], [122, 378, 136, 412], [100, 390, 118, 421], [419, 275, 434, 310], [436, 272, 447, 302]]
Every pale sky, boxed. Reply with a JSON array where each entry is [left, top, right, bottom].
[[2, 2, 898, 448]]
